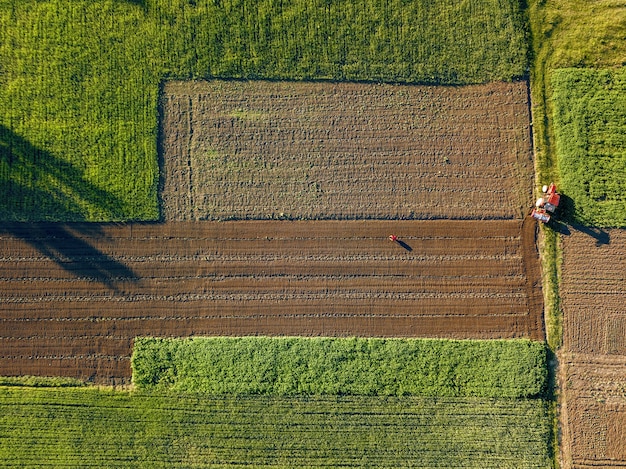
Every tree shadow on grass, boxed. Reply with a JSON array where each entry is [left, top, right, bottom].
[[0, 125, 137, 289], [0, 124, 128, 221], [550, 193, 610, 246]]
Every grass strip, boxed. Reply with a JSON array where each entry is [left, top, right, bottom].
[[132, 337, 548, 398]]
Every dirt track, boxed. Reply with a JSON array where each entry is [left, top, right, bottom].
[[0, 219, 543, 383]]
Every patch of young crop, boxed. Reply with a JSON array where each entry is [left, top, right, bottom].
[[132, 337, 548, 398], [551, 68, 626, 227], [0, 0, 528, 221], [0, 385, 552, 468]]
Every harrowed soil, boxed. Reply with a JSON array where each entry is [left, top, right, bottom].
[[559, 228, 626, 467]]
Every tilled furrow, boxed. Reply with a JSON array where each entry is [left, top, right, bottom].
[[0, 314, 531, 352], [0, 296, 529, 321], [0, 220, 523, 243], [0, 256, 524, 281], [0, 274, 527, 299]]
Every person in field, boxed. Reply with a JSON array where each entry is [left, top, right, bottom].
[[389, 235, 398, 242]]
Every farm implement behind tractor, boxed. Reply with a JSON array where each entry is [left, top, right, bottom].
[[531, 183, 561, 223]]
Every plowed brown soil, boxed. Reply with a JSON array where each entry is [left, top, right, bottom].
[[0, 219, 543, 383], [560, 228, 626, 468], [161, 80, 534, 221]]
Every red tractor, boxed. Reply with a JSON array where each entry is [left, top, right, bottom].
[[531, 183, 561, 223]]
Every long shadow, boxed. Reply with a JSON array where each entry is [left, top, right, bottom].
[[568, 223, 610, 245], [0, 125, 137, 288], [4, 223, 138, 291], [0, 125, 128, 221], [552, 193, 610, 246], [396, 240, 413, 252]]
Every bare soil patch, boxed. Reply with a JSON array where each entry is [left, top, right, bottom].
[[0, 219, 542, 383], [560, 228, 626, 468], [560, 354, 626, 468], [160, 80, 534, 221], [562, 229, 625, 355]]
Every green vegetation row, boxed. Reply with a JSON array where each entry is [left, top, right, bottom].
[[0, 385, 552, 468], [551, 67, 626, 227], [0, 0, 528, 221], [0, 375, 85, 388], [132, 337, 548, 398]]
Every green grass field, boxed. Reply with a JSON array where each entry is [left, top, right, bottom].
[[0, 0, 528, 221], [0, 385, 552, 468], [551, 67, 626, 227], [528, 0, 626, 186], [133, 337, 548, 398]]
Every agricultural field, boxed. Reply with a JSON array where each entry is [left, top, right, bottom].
[[0, 385, 553, 468], [560, 356, 626, 468], [0, 338, 550, 467], [528, 0, 626, 186], [162, 80, 534, 221], [547, 58, 626, 469], [0, 0, 528, 222], [527, 0, 626, 350], [0, 0, 624, 465], [526, 2, 626, 464], [561, 230, 624, 356], [0, 0, 556, 466], [551, 68, 626, 227], [0, 217, 543, 383], [559, 229, 626, 467]]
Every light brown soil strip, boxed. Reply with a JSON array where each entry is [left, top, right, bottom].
[[161, 80, 534, 221], [560, 229, 626, 468]]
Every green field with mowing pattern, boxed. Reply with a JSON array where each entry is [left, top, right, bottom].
[[0, 385, 552, 468]]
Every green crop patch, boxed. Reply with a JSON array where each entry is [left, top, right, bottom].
[[552, 68, 626, 227], [0, 375, 85, 388], [0, 386, 552, 468], [0, 0, 528, 221], [132, 337, 548, 398]]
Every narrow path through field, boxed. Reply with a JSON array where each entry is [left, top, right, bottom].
[[0, 219, 543, 383]]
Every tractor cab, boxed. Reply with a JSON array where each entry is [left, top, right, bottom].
[[531, 183, 561, 223], [538, 183, 560, 213]]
